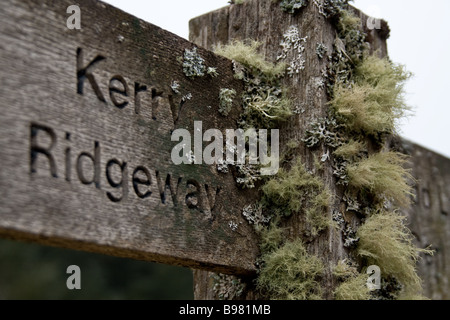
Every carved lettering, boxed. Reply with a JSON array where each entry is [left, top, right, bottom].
[[106, 158, 128, 202], [132, 166, 152, 199], [156, 171, 182, 206], [30, 123, 58, 178], [76, 48, 106, 102], [109, 75, 129, 109]]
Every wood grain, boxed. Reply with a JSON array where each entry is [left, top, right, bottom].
[[190, 0, 391, 299], [0, 0, 259, 275]]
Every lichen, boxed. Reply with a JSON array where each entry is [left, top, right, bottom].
[[242, 203, 271, 226], [313, 0, 350, 19], [346, 152, 414, 208], [357, 210, 434, 298], [261, 158, 333, 237], [257, 239, 324, 300], [182, 47, 206, 78], [330, 56, 412, 136], [333, 260, 371, 300], [334, 273, 371, 300], [303, 117, 344, 149], [333, 139, 367, 161], [219, 88, 236, 116], [207, 67, 219, 77], [316, 43, 328, 59], [170, 80, 180, 94], [280, 0, 308, 14], [277, 26, 308, 77], [212, 273, 246, 300], [215, 40, 286, 81], [215, 41, 292, 129]]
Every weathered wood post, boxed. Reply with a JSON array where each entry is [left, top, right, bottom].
[[189, 0, 390, 300], [190, 0, 449, 300]]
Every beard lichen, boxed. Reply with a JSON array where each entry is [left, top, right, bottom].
[[356, 211, 434, 299], [261, 158, 333, 237], [215, 40, 292, 130], [256, 239, 324, 300]]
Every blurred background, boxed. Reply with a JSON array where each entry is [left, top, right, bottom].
[[0, 239, 193, 299]]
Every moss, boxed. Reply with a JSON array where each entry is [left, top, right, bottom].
[[334, 273, 371, 300], [357, 210, 434, 298], [262, 158, 333, 236], [257, 239, 324, 300], [346, 151, 414, 207], [331, 56, 412, 136], [219, 88, 236, 116]]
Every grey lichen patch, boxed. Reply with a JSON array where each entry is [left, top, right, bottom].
[[303, 117, 344, 149], [242, 203, 271, 226], [212, 273, 245, 300], [207, 67, 219, 77], [280, 0, 308, 14], [316, 42, 328, 59], [277, 26, 308, 77], [236, 163, 261, 189], [219, 88, 236, 116], [182, 47, 206, 78], [313, 0, 350, 19], [170, 80, 180, 94]]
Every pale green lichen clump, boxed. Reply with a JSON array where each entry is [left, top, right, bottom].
[[215, 40, 292, 129], [257, 239, 324, 300], [346, 152, 414, 207], [357, 211, 434, 299], [262, 158, 333, 237], [331, 56, 412, 136]]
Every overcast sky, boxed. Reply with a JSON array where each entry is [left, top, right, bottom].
[[104, 0, 450, 158]]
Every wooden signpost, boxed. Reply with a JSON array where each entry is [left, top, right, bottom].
[[0, 0, 259, 276], [1, 0, 449, 300]]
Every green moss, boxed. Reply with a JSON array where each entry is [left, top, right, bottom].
[[331, 56, 412, 136], [346, 152, 414, 207], [257, 239, 324, 300], [334, 274, 371, 300], [262, 158, 332, 236], [357, 210, 434, 298]]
